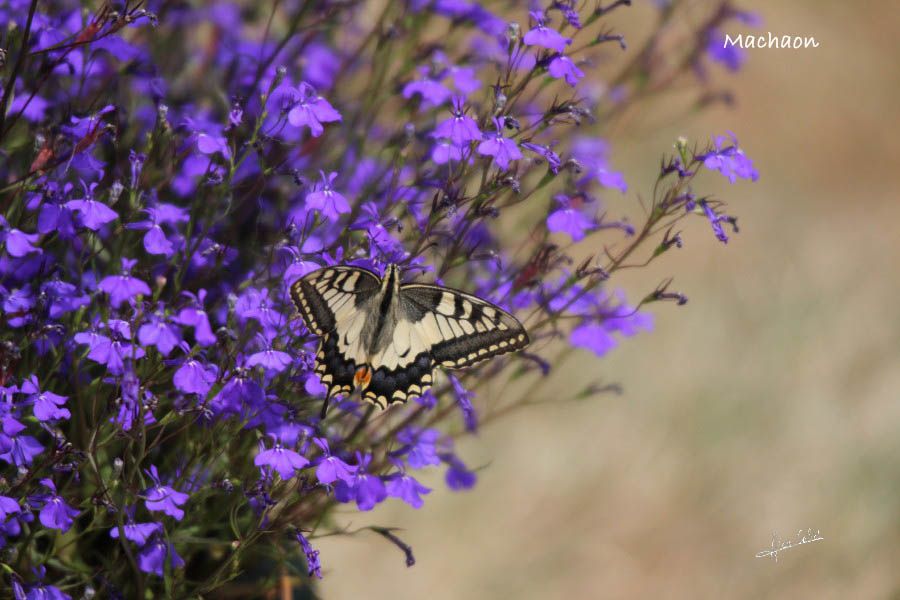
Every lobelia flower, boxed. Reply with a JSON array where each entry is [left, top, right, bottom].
[[138, 308, 183, 357], [98, 258, 151, 308], [254, 438, 309, 480], [172, 289, 217, 346], [547, 194, 596, 241], [64, 182, 118, 230], [477, 117, 523, 170], [2, 287, 33, 328], [705, 29, 745, 72], [305, 171, 350, 221], [396, 427, 442, 469], [1, 228, 42, 257], [11, 566, 71, 600], [143, 465, 189, 520], [74, 320, 146, 375], [442, 454, 477, 490], [698, 132, 759, 183], [402, 67, 453, 108], [0, 406, 44, 466], [449, 374, 478, 432], [21, 375, 70, 422], [109, 514, 163, 546], [334, 453, 387, 511], [296, 531, 322, 578], [0, 495, 21, 521], [570, 322, 618, 357], [385, 472, 432, 509], [431, 97, 481, 145], [173, 356, 218, 396], [138, 535, 185, 577], [571, 137, 628, 193], [431, 139, 464, 165], [523, 11, 571, 53], [313, 438, 357, 485], [286, 82, 342, 137], [31, 479, 80, 532], [548, 55, 584, 87], [126, 213, 176, 256]]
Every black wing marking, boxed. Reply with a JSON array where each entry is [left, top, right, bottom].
[[400, 283, 529, 370], [362, 352, 435, 409], [290, 266, 380, 336]]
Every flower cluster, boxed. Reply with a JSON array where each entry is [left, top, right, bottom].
[[0, 0, 757, 596]]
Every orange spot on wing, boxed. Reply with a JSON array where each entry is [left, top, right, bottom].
[[353, 366, 372, 390]]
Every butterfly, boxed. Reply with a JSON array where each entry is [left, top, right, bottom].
[[290, 264, 529, 413]]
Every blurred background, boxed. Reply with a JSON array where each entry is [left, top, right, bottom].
[[318, 2, 900, 598]]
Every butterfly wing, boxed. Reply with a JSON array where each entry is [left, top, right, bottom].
[[362, 319, 435, 408], [399, 284, 529, 370], [290, 266, 381, 398]]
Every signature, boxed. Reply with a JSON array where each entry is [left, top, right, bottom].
[[755, 529, 823, 562]]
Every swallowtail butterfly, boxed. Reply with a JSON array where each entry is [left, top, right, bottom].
[[291, 264, 529, 412]]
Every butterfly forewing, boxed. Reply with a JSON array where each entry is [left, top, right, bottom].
[[399, 284, 529, 369], [291, 266, 381, 398]]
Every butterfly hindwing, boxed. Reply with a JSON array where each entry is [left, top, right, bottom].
[[291, 266, 380, 398], [399, 284, 529, 370]]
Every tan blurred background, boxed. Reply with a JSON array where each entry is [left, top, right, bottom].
[[318, 2, 900, 598]]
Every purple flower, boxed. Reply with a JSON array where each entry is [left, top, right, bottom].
[[296, 531, 322, 579], [444, 455, 477, 490], [0, 495, 21, 521], [385, 473, 431, 508], [570, 322, 618, 357], [32, 479, 79, 532], [98, 258, 151, 308], [449, 375, 478, 432], [110, 521, 163, 546], [547, 196, 595, 241], [64, 184, 118, 231], [313, 438, 357, 485], [11, 567, 70, 600], [521, 142, 561, 173], [173, 358, 217, 396], [431, 139, 464, 165], [286, 82, 342, 137], [334, 453, 387, 511], [548, 55, 584, 86], [21, 375, 70, 422], [143, 465, 189, 520], [698, 132, 759, 183], [396, 427, 441, 469], [139, 311, 182, 357], [705, 29, 745, 71], [246, 347, 293, 373], [172, 290, 217, 346], [305, 171, 350, 220], [2, 229, 42, 257], [3, 287, 33, 328], [138, 535, 185, 577], [477, 117, 522, 170], [523, 11, 571, 53], [432, 97, 481, 145], [73, 327, 146, 375], [402, 68, 452, 107], [571, 137, 628, 193], [254, 440, 310, 479]]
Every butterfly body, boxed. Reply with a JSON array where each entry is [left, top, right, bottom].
[[291, 264, 529, 409]]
